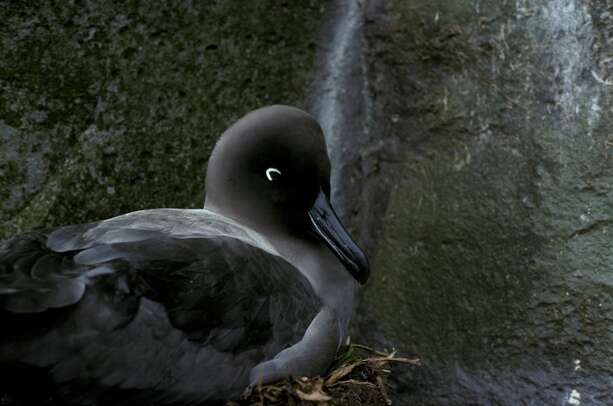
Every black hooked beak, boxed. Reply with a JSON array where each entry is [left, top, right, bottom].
[[307, 190, 370, 284]]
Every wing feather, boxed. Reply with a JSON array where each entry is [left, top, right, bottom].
[[0, 210, 320, 403]]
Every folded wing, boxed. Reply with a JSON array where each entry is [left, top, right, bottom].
[[0, 210, 320, 404]]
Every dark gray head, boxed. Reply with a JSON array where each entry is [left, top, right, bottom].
[[205, 105, 369, 284]]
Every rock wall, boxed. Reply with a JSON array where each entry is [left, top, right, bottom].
[[0, 0, 324, 237], [355, 0, 613, 404]]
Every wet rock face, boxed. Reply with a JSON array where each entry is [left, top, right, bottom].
[[354, 0, 613, 403], [0, 0, 324, 238]]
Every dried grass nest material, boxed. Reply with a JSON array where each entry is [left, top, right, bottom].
[[227, 344, 420, 406]]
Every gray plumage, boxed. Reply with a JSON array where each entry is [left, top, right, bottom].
[[0, 105, 368, 405]]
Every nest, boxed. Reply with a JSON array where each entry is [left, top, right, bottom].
[[227, 344, 420, 406]]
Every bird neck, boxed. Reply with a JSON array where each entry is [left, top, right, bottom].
[[263, 231, 359, 339]]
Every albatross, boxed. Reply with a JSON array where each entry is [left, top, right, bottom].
[[0, 105, 369, 404]]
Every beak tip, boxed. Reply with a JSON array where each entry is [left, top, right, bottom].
[[356, 256, 370, 285], [308, 190, 371, 285], [336, 236, 371, 285], [346, 245, 370, 285]]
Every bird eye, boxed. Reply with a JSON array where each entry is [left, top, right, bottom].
[[265, 168, 282, 181]]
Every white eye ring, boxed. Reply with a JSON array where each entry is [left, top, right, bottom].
[[265, 168, 282, 181]]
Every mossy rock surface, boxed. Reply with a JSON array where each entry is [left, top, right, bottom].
[[0, 0, 324, 238], [353, 0, 613, 404]]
